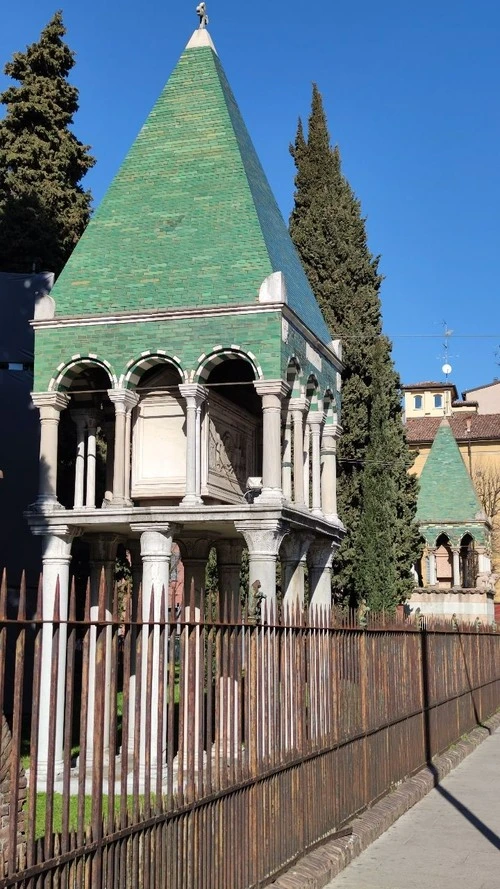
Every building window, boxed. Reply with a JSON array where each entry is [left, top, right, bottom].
[[414, 395, 422, 409], [434, 394, 442, 408]]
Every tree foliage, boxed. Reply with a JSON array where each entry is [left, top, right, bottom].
[[290, 85, 420, 610], [0, 11, 94, 275]]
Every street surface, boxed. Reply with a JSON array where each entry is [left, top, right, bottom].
[[325, 726, 500, 889]]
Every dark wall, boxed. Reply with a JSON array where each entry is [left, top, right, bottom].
[[0, 272, 53, 594]]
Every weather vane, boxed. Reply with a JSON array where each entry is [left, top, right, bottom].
[[196, 3, 209, 28]]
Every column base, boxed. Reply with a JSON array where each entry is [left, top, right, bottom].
[[106, 497, 133, 509], [181, 494, 204, 506], [29, 496, 64, 514], [254, 487, 284, 505]]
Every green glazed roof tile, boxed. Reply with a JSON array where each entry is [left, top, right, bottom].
[[51, 34, 331, 344], [416, 418, 483, 524]]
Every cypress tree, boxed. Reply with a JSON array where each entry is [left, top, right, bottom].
[[0, 11, 94, 275], [290, 85, 420, 609]]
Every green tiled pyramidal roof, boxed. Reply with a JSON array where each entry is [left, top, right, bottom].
[[52, 30, 331, 344], [416, 418, 483, 523]]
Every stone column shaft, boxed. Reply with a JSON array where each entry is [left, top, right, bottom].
[[254, 381, 290, 504], [108, 390, 138, 506], [85, 415, 97, 509], [308, 539, 335, 608], [428, 550, 437, 586], [290, 398, 307, 507], [131, 525, 181, 775], [321, 424, 341, 520], [452, 548, 461, 587], [37, 530, 76, 785], [282, 412, 292, 501], [303, 423, 311, 509], [309, 418, 323, 516], [71, 411, 87, 509], [32, 393, 69, 507], [281, 532, 314, 609], [179, 385, 207, 506]]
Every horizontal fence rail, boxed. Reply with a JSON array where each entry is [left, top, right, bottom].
[[1, 570, 500, 888]]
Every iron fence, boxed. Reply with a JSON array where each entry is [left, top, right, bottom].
[[1, 570, 500, 888]]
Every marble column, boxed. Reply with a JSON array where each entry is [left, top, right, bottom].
[[321, 423, 342, 520], [428, 549, 437, 586], [71, 410, 87, 509], [31, 392, 70, 509], [130, 524, 181, 775], [309, 416, 323, 516], [281, 532, 314, 609], [303, 422, 311, 509], [308, 538, 335, 608], [179, 539, 211, 766], [254, 381, 290, 504], [37, 528, 78, 785], [107, 390, 138, 506], [281, 410, 292, 501], [86, 535, 120, 766], [452, 548, 461, 587], [85, 413, 98, 509], [235, 519, 289, 613], [125, 539, 142, 755], [215, 539, 244, 616], [290, 397, 308, 507], [179, 384, 208, 506], [103, 420, 115, 506]]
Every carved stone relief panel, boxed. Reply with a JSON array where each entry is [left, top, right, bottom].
[[205, 393, 259, 503]]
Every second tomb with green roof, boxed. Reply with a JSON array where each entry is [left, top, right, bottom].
[[414, 418, 493, 596]]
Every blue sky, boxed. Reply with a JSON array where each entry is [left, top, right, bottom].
[[1, 1, 499, 395]]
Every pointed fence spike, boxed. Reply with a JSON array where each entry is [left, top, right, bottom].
[[0, 569, 7, 620], [36, 573, 43, 621], [84, 577, 91, 622], [160, 585, 166, 625], [69, 576, 76, 623], [189, 575, 195, 618], [53, 576, 61, 622], [98, 566, 106, 622], [18, 571, 26, 621]]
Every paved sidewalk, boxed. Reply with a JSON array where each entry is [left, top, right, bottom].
[[325, 726, 500, 889]]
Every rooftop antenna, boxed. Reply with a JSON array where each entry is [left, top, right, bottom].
[[196, 3, 209, 28], [441, 321, 453, 381]]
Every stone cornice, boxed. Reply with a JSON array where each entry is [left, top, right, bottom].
[[31, 302, 343, 374]]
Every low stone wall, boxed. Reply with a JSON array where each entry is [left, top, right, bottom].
[[408, 586, 495, 623], [0, 714, 26, 876]]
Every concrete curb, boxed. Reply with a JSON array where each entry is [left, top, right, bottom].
[[268, 710, 500, 889]]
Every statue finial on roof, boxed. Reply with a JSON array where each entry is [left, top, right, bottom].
[[196, 3, 209, 29]]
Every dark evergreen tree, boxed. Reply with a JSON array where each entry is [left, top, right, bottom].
[[0, 11, 94, 275], [290, 85, 420, 609]]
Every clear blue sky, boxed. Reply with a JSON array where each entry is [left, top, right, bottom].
[[1, 1, 499, 395]]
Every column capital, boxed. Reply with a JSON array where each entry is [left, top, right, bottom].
[[178, 383, 208, 406], [254, 379, 290, 400], [308, 413, 324, 429], [215, 538, 245, 566], [178, 536, 213, 561], [235, 519, 289, 557], [281, 531, 314, 564], [31, 391, 70, 415], [289, 396, 309, 414], [308, 538, 336, 571], [132, 524, 182, 561], [41, 528, 81, 561], [107, 389, 139, 412], [322, 422, 343, 440]]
